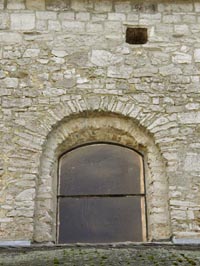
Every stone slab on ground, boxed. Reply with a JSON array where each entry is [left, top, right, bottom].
[[0, 244, 200, 265]]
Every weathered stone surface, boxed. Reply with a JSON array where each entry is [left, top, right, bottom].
[[48, 20, 61, 31], [178, 111, 200, 124], [0, 32, 22, 42], [46, 0, 70, 11], [90, 50, 123, 67], [16, 189, 35, 201], [0, 0, 199, 246], [36, 11, 57, 20], [4, 78, 19, 88], [62, 20, 85, 32], [107, 66, 133, 78], [7, 0, 25, 9], [26, 0, 45, 10], [23, 49, 40, 58], [194, 3, 200, 12], [51, 49, 68, 57], [172, 53, 192, 64], [194, 49, 200, 62], [94, 0, 112, 12], [0, 13, 9, 29], [0, 0, 4, 9], [10, 13, 35, 30]]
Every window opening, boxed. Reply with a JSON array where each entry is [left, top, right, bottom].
[[126, 27, 148, 45], [57, 143, 146, 243]]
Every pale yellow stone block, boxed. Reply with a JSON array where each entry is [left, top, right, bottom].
[[26, 0, 45, 10]]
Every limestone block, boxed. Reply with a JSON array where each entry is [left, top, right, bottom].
[[62, 21, 85, 32], [36, 11, 57, 20], [51, 50, 68, 57], [58, 12, 75, 20], [7, 0, 25, 9], [36, 20, 47, 31], [178, 111, 200, 124], [158, 3, 193, 12], [133, 3, 157, 13], [183, 153, 200, 171], [48, 20, 61, 31], [10, 13, 35, 30], [72, 0, 94, 11], [127, 13, 139, 21], [107, 65, 133, 79], [52, 72, 64, 81], [91, 13, 107, 21], [108, 13, 126, 21], [76, 12, 90, 21], [182, 14, 196, 24], [148, 117, 169, 130], [55, 78, 76, 88], [86, 22, 103, 33], [172, 3, 193, 12], [170, 75, 190, 84], [172, 53, 192, 64], [26, 0, 45, 10], [90, 50, 123, 67], [94, 0, 112, 12], [0, 218, 13, 222], [195, 3, 200, 12], [0, 13, 9, 30], [16, 180, 35, 188], [171, 210, 187, 220], [77, 77, 88, 84], [159, 64, 182, 76], [0, 0, 4, 9], [43, 88, 66, 96], [187, 210, 195, 220], [0, 70, 5, 79], [194, 49, 200, 62], [114, 1, 131, 12], [23, 48, 40, 58], [4, 78, 19, 88], [46, 0, 70, 11], [132, 67, 158, 77], [133, 94, 150, 103], [163, 14, 181, 23], [174, 25, 189, 35], [15, 189, 35, 201], [104, 21, 122, 33], [2, 98, 32, 108], [7, 209, 33, 217], [140, 13, 161, 23], [52, 57, 65, 64], [185, 103, 200, 110]]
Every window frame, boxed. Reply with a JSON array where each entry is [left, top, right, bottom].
[[56, 142, 147, 244]]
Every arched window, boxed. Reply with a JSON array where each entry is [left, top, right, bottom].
[[57, 143, 146, 243]]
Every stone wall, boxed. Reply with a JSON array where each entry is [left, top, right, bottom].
[[0, 0, 200, 244]]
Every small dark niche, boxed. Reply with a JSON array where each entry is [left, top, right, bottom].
[[126, 28, 148, 45]]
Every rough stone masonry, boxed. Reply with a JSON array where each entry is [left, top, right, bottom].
[[0, 0, 200, 245]]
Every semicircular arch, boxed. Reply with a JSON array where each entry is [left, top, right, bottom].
[[33, 112, 171, 243]]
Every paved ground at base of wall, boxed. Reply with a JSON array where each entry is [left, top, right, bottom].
[[0, 244, 200, 266]]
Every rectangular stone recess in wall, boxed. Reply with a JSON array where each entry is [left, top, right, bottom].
[[126, 28, 148, 45], [59, 144, 144, 196], [58, 197, 143, 243]]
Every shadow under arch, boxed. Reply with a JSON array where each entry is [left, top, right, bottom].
[[33, 112, 171, 243]]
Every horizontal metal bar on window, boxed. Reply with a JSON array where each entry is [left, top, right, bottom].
[[57, 194, 145, 198]]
